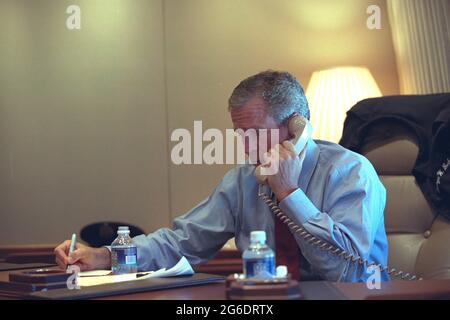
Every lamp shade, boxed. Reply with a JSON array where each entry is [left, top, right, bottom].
[[306, 66, 382, 143]]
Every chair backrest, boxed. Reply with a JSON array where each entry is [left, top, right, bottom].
[[80, 222, 145, 247], [359, 121, 450, 279]]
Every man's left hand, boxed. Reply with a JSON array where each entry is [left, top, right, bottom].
[[263, 140, 306, 201]]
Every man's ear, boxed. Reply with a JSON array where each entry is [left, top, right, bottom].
[[284, 113, 300, 139]]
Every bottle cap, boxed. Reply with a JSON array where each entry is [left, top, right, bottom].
[[250, 231, 266, 243], [118, 226, 130, 234], [276, 265, 288, 278]]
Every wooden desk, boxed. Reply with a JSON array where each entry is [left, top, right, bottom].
[[0, 244, 56, 260], [1, 245, 449, 300], [334, 279, 450, 300], [1, 267, 450, 300], [0, 245, 241, 276]]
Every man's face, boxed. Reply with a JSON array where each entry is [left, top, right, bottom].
[[230, 96, 289, 164]]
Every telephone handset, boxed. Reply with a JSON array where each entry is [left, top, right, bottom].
[[255, 117, 420, 280], [254, 115, 313, 184]]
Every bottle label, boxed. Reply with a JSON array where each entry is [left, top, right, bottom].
[[112, 247, 137, 265], [244, 257, 275, 278]]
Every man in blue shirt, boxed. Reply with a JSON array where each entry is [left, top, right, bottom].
[[55, 70, 389, 282]]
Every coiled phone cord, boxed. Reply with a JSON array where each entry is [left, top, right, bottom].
[[258, 185, 422, 281]]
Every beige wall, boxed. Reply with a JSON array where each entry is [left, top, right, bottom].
[[0, 0, 170, 244], [0, 0, 399, 244]]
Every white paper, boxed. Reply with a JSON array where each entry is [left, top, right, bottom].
[[78, 270, 112, 277], [77, 256, 194, 287]]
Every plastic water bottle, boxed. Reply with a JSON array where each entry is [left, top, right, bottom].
[[111, 226, 138, 274], [242, 231, 275, 279]]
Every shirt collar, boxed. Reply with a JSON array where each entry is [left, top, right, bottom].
[[298, 138, 320, 192]]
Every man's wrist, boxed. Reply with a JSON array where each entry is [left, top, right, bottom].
[[95, 247, 111, 269], [275, 187, 298, 201]]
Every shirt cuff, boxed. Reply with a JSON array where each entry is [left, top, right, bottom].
[[279, 188, 318, 225]]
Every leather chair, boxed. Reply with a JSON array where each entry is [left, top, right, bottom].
[[359, 120, 450, 279], [80, 222, 145, 248]]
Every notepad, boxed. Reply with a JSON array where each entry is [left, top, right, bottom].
[[77, 256, 194, 287]]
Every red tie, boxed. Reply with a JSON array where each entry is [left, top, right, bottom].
[[274, 213, 301, 280]]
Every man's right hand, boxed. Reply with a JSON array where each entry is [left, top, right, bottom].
[[54, 240, 111, 271]]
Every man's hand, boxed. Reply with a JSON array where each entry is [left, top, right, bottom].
[[54, 240, 111, 271], [263, 140, 306, 201]]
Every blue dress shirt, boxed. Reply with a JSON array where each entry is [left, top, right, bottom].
[[132, 139, 389, 282]]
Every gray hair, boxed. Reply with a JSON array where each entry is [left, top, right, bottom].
[[228, 70, 310, 124]]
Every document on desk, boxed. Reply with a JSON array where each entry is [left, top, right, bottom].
[[77, 256, 194, 287]]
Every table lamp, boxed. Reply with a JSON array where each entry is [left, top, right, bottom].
[[306, 66, 382, 143]]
